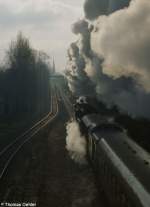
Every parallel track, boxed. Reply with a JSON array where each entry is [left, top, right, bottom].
[[0, 89, 59, 180], [57, 87, 73, 118]]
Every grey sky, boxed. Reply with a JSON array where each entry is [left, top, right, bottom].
[[0, 0, 84, 70]]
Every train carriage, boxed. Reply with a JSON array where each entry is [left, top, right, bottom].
[[74, 97, 150, 207]]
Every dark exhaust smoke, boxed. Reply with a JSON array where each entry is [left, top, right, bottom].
[[66, 0, 150, 119]]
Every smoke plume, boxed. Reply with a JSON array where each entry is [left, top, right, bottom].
[[66, 0, 150, 119], [91, 0, 150, 92], [66, 120, 87, 164], [66, 42, 95, 96], [84, 0, 131, 20], [84, 0, 109, 20], [66, 20, 95, 97], [108, 0, 131, 13]]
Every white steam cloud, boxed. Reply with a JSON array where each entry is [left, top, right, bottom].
[[91, 0, 150, 92], [66, 0, 150, 119], [66, 120, 87, 164]]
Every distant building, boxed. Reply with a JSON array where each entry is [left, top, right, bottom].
[[52, 58, 56, 74]]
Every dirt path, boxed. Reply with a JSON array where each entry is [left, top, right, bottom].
[[37, 114, 104, 207]]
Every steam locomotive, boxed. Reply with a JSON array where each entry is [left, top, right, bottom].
[[74, 96, 150, 207]]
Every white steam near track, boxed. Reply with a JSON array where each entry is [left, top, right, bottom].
[[66, 0, 150, 119], [66, 120, 87, 164]]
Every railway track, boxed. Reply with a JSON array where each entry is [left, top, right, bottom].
[[57, 87, 73, 118], [0, 89, 59, 181]]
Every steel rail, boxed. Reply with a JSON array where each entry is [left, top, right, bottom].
[[0, 88, 54, 157], [0, 89, 59, 180]]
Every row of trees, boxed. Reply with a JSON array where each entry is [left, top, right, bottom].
[[0, 33, 52, 119]]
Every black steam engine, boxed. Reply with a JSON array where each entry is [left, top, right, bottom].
[[74, 97, 150, 207]]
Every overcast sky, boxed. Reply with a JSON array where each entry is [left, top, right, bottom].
[[0, 0, 84, 70]]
